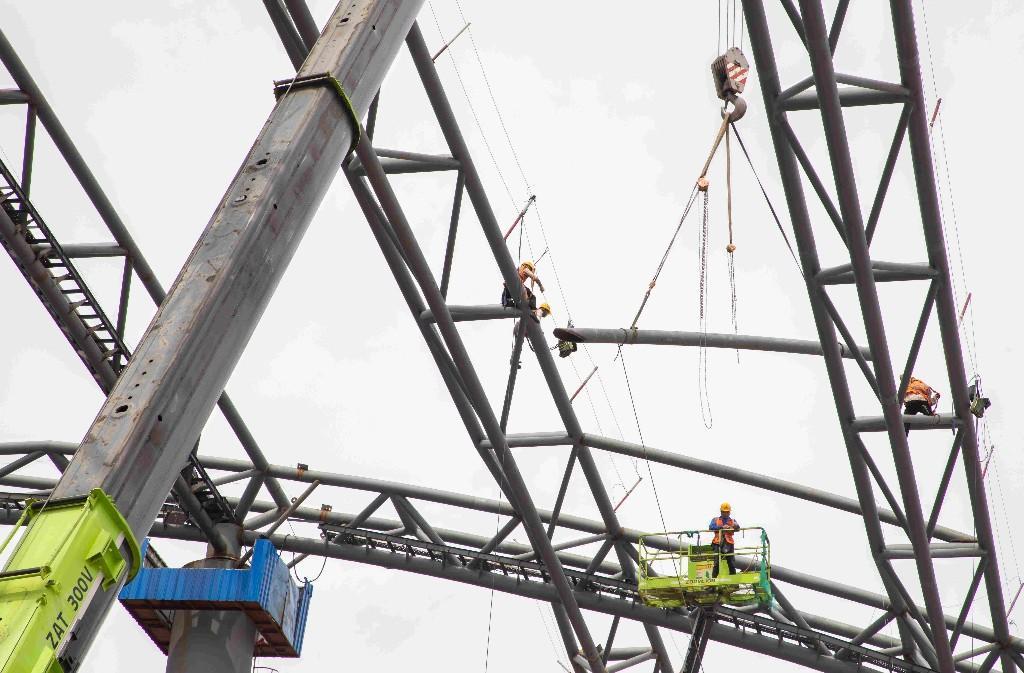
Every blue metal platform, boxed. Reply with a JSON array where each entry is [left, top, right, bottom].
[[119, 539, 312, 657]]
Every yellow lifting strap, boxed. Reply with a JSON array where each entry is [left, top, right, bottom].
[[273, 72, 362, 156]]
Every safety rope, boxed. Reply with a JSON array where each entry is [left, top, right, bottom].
[[619, 352, 668, 534], [730, 124, 803, 275], [918, 0, 978, 376], [625, 186, 700, 336]]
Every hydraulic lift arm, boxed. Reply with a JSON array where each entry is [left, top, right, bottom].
[[0, 2, 423, 671]]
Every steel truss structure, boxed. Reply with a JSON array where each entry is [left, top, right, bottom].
[[0, 2, 1016, 673]]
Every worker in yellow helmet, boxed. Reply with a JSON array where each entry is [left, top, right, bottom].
[[501, 260, 546, 321], [536, 302, 552, 322], [709, 502, 738, 578]]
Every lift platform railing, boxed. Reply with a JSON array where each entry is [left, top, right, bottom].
[[638, 528, 771, 608]]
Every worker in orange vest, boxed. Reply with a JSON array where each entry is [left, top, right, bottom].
[[709, 502, 738, 577], [904, 377, 940, 416], [501, 261, 545, 321]]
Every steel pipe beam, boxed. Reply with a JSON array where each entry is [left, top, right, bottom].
[[780, 87, 909, 111], [263, 0, 308, 70], [554, 326, 869, 360], [347, 155, 461, 175], [883, 546, 985, 560], [0, 88, 28, 104], [283, 0, 320, 50], [420, 304, 520, 323], [581, 434, 970, 542], [851, 414, 959, 432], [816, 261, 938, 285], [31, 242, 126, 258]]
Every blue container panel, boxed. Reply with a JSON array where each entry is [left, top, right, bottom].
[[119, 539, 313, 657]]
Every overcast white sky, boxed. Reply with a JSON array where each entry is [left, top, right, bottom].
[[0, 1, 1022, 672]]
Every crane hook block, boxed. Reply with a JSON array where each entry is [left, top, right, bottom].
[[711, 47, 750, 121], [0, 489, 141, 673]]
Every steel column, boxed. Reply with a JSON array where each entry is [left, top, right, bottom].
[[19, 3, 424, 666], [741, 0, 922, 658], [888, 1, 1014, 669], [165, 524, 254, 673]]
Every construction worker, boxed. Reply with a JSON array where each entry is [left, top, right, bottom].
[[501, 261, 545, 319], [709, 502, 738, 578], [536, 302, 552, 322], [904, 377, 940, 416]]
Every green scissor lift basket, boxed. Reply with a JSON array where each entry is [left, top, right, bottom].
[[637, 528, 772, 609]]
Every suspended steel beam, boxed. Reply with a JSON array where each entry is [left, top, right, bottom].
[[554, 326, 870, 360]]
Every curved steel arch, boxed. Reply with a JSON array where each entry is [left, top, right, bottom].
[[0, 442, 1017, 672]]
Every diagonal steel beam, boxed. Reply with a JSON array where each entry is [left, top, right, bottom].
[[404, 23, 674, 670], [352, 131, 607, 672], [20, 3, 424, 667]]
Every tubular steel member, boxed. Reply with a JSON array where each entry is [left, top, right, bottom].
[[553, 326, 870, 360], [741, 1, 1013, 669], [741, 1, 935, 663], [0, 3, 423, 671], [404, 22, 675, 672]]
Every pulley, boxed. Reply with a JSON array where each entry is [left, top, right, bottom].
[[711, 47, 750, 122]]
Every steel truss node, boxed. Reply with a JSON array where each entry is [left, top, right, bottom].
[[0, 2, 1016, 672]]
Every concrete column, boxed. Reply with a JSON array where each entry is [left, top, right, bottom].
[[166, 524, 257, 673]]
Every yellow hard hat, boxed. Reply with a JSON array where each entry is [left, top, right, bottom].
[[720, 502, 731, 512], [539, 302, 552, 315], [520, 260, 536, 272]]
